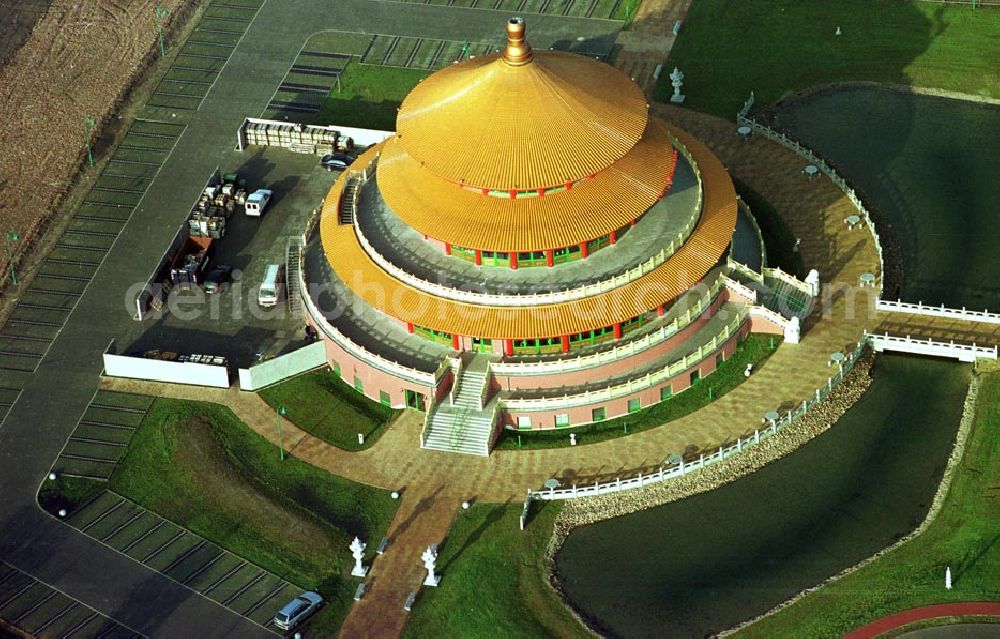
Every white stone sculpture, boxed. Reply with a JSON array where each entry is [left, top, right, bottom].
[[422, 545, 441, 587], [785, 316, 801, 344], [806, 269, 820, 296], [350, 537, 369, 577], [669, 67, 686, 104]]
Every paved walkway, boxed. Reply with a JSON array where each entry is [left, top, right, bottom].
[[843, 602, 1000, 639]]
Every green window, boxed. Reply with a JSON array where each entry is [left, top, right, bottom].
[[517, 416, 532, 430], [354, 376, 364, 393], [690, 370, 701, 386], [716, 353, 724, 367], [332, 361, 341, 377], [555, 414, 570, 428], [415, 325, 453, 345], [660, 385, 673, 401], [592, 407, 606, 422], [628, 398, 641, 413], [379, 390, 391, 406]]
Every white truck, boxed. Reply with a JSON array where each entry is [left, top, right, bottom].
[[244, 189, 273, 217]]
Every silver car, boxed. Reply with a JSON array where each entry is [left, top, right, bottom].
[[273, 591, 323, 631]]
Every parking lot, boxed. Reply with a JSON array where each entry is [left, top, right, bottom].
[[118, 147, 335, 369], [0, 561, 142, 638], [371, 0, 627, 19], [51, 390, 153, 480], [65, 492, 298, 632]]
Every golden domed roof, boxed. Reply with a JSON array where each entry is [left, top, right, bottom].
[[395, 18, 648, 191]]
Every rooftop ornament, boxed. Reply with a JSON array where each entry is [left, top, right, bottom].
[[502, 17, 533, 66]]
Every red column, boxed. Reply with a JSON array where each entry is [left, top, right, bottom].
[[503, 339, 514, 356], [406, 322, 414, 333], [561, 335, 569, 353], [609, 231, 617, 245], [580, 241, 588, 259], [452, 334, 461, 350], [444, 243, 452, 255], [613, 323, 623, 339], [657, 305, 665, 317], [631, 218, 637, 227], [509, 252, 518, 270], [546, 249, 554, 268], [474, 249, 482, 266]]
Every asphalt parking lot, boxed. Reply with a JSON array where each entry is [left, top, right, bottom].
[[119, 148, 337, 368]]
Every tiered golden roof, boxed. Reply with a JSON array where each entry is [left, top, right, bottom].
[[396, 18, 648, 190], [319, 125, 738, 339]]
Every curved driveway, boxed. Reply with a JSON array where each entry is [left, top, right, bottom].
[[0, 0, 621, 636]]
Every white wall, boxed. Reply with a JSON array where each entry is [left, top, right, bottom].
[[103, 354, 230, 388], [238, 342, 327, 391]]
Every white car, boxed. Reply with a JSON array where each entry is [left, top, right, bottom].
[[244, 189, 273, 217], [273, 591, 323, 631]]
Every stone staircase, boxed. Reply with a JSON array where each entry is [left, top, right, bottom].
[[339, 177, 360, 224], [285, 236, 304, 316], [421, 356, 496, 456]]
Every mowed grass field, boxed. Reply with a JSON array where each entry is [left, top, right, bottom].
[[658, 0, 998, 117], [259, 368, 401, 450], [735, 369, 1000, 638], [402, 501, 587, 638], [109, 399, 398, 635], [314, 63, 430, 130]]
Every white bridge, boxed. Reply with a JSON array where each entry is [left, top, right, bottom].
[[865, 331, 998, 362]]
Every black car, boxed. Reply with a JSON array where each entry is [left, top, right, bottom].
[[321, 153, 352, 171], [203, 265, 233, 294]]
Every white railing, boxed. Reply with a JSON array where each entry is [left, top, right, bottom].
[[299, 267, 439, 387], [876, 299, 1000, 325], [749, 305, 794, 331], [763, 266, 813, 297], [505, 310, 747, 411], [448, 357, 464, 406], [491, 278, 725, 375], [479, 362, 493, 410], [866, 331, 997, 362], [352, 143, 703, 307], [727, 257, 764, 284], [737, 102, 885, 299], [736, 91, 755, 121], [737, 198, 768, 266], [530, 337, 867, 501], [721, 275, 757, 303]]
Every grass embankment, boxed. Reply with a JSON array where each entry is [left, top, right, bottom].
[[496, 334, 780, 450], [658, 0, 998, 118], [314, 63, 430, 130], [732, 177, 805, 278], [110, 399, 398, 635], [736, 370, 1000, 637], [259, 368, 400, 450], [403, 501, 587, 638]]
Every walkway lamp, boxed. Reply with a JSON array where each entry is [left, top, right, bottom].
[[155, 4, 170, 58], [4, 230, 19, 285], [276, 404, 288, 460]]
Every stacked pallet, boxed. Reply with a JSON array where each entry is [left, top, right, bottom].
[[243, 121, 353, 154]]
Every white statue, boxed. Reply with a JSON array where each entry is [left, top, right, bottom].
[[669, 67, 686, 104], [422, 545, 441, 587], [945, 566, 952, 590], [350, 537, 368, 577]]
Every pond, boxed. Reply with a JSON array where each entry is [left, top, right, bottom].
[[771, 86, 1000, 309], [554, 354, 970, 638]]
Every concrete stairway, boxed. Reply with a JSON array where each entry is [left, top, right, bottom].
[[422, 356, 496, 456]]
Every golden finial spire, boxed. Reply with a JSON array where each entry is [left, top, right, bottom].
[[502, 17, 533, 66]]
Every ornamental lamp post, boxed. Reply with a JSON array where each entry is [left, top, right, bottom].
[[4, 231, 19, 285], [276, 404, 288, 460], [155, 4, 170, 58], [84, 116, 97, 167]]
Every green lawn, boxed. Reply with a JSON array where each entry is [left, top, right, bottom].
[[314, 63, 430, 130], [402, 501, 587, 638], [496, 334, 780, 450], [658, 0, 998, 118], [259, 368, 401, 450], [108, 398, 398, 635], [735, 370, 1000, 637], [733, 177, 805, 278]]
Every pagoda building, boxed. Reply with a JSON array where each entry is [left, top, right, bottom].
[[302, 18, 791, 455]]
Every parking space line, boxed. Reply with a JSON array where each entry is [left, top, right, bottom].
[[79, 497, 126, 533], [141, 530, 186, 564], [202, 560, 247, 595], [61, 611, 100, 637], [30, 600, 76, 635], [222, 570, 266, 606], [12, 590, 56, 624]]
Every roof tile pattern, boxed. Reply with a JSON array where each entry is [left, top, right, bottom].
[[378, 118, 677, 252], [396, 52, 648, 190], [318, 123, 737, 339]]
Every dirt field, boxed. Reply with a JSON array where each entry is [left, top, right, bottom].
[[0, 0, 188, 286]]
